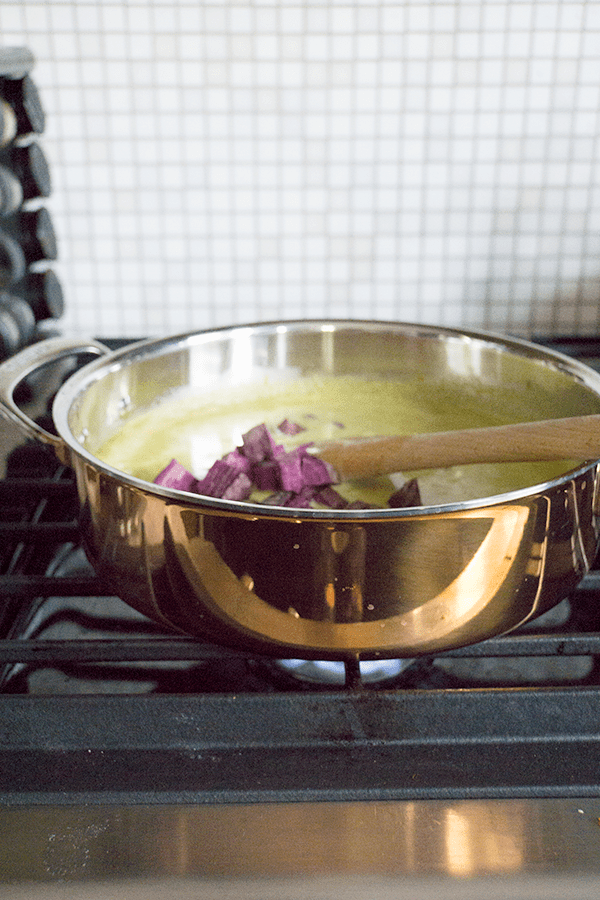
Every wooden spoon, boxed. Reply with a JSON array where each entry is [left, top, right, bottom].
[[316, 413, 600, 481]]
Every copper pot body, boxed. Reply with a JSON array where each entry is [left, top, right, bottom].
[[3, 320, 600, 661]]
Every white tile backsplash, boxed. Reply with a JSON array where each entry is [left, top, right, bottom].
[[1, 0, 600, 339]]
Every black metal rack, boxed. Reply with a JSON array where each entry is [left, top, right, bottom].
[[2, 423, 600, 806]]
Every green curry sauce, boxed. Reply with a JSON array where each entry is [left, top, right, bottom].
[[94, 374, 578, 507]]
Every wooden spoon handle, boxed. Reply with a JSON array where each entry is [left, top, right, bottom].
[[317, 414, 600, 481]]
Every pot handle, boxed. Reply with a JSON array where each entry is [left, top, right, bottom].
[[0, 335, 110, 463]]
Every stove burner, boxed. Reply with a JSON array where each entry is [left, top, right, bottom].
[[275, 657, 413, 685]]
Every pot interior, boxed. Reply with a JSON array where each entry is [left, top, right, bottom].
[[61, 321, 600, 509]]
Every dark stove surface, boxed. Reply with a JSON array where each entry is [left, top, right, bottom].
[[2, 337, 600, 808]]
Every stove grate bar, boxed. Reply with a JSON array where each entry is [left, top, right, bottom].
[[0, 631, 599, 666], [0, 637, 246, 664], [0, 574, 108, 597], [0, 478, 75, 499], [0, 522, 79, 541], [2, 689, 600, 804]]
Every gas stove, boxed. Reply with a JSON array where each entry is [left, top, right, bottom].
[[2, 337, 600, 894], [1, 336, 600, 805]]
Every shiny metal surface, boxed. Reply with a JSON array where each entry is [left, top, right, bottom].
[[1, 799, 600, 896], [3, 320, 600, 659], [0, 334, 107, 462]]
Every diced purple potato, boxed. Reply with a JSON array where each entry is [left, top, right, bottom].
[[388, 478, 422, 508], [301, 454, 338, 486], [277, 419, 306, 435], [313, 486, 349, 509], [262, 491, 294, 506], [154, 419, 421, 510], [222, 472, 253, 501], [195, 458, 240, 497], [222, 447, 252, 474], [284, 486, 315, 508], [154, 459, 198, 492], [251, 459, 281, 490], [241, 423, 280, 462], [277, 449, 305, 493]]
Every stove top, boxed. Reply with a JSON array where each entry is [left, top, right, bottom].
[[3, 338, 600, 894], [2, 339, 600, 807]]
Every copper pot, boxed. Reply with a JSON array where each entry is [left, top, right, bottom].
[[2, 320, 600, 662]]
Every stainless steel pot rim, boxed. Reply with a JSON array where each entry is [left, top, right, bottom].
[[56, 315, 599, 374], [49, 318, 600, 520]]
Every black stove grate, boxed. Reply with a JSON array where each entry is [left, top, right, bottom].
[[2, 339, 600, 805]]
